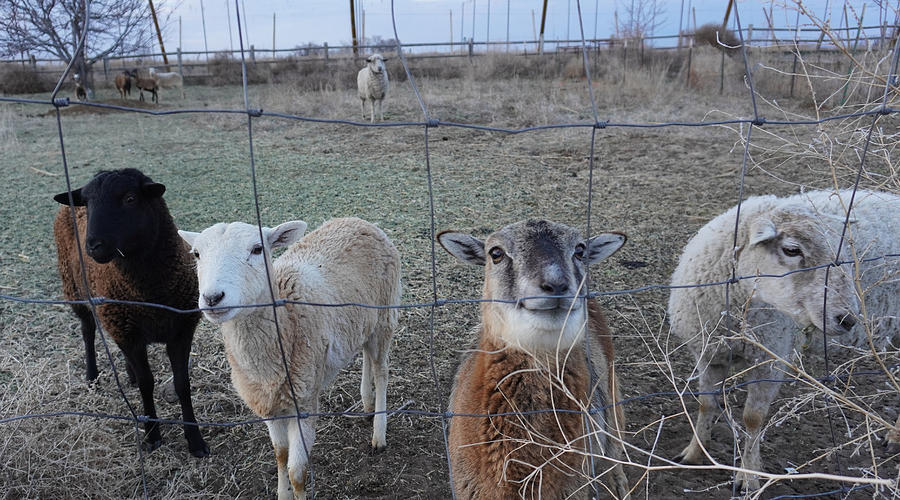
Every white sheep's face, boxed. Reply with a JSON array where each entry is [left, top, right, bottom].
[[438, 220, 625, 354], [367, 54, 386, 74], [736, 209, 859, 336], [178, 221, 307, 324]]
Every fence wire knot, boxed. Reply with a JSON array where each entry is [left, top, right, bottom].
[[52, 97, 69, 108], [136, 415, 150, 423], [752, 117, 767, 126], [426, 118, 440, 128], [247, 109, 263, 117], [89, 297, 106, 306], [594, 120, 608, 129], [878, 106, 894, 116]]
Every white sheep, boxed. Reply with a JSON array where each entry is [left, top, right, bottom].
[[668, 189, 900, 491], [179, 217, 400, 500], [357, 53, 390, 122], [438, 219, 631, 499], [148, 67, 185, 99]]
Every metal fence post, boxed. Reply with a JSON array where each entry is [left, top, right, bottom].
[[178, 47, 183, 76], [324, 42, 329, 62], [103, 58, 109, 81], [250, 44, 256, 64], [468, 39, 474, 60]]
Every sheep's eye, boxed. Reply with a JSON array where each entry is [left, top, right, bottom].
[[782, 246, 803, 258], [488, 247, 505, 264], [123, 193, 137, 205], [573, 243, 586, 260], [192, 251, 200, 259], [251, 245, 263, 256]]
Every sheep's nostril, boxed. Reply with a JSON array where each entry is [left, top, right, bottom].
[[836, 313, 857, 331], [540, 281, 568, 295], [205, 291, 225, 307]]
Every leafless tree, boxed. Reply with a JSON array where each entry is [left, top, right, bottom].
[[0, 0, 164, 93], [619, 0, 666, 40]]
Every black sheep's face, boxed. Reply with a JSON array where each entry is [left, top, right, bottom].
[[54, 169, 166, 264]]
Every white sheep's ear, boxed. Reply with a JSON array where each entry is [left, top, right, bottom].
[[584, 232, 626, 265], [749, 217, 779, 246], [178, 230, 199, 247], [437, 230, 485, 266], [265, 221, 307, 249]]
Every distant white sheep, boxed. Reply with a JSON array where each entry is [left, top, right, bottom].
[[149, 67, 185, 99], [668, 189, 900, 491], [357, 53, 390, 122], [179, 217, 401, 500]]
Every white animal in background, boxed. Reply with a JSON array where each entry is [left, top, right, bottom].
[[668, 189, 900, 491], [357, 53, 390, 122], [179, 217, 401, 500], [149, 67, 185, 99], [438, 219, 631, 499]]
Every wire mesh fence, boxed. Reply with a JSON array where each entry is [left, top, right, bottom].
[[1, 0, 900, 498]]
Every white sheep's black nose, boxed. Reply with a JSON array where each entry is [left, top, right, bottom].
[[540, 280, 569, 295], [204, 291, 225, 307], [836, 313, 857, 332]]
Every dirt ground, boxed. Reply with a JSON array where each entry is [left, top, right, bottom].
[[2, 52, 899, 499]]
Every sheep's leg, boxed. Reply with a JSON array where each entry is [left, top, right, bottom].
[[370, 100, 376, 123], [360, 98, 366, 120], [365, 339, 389, 451], [166, 335, 209, 458], [139, 90, 145, 102], [124, 343, 162, 451], [376, 99, 383, 121], [360, 348, 374, 414], [266, 419, 292, 500], [676, 361, 728, 464], [884, 414, 900, 453], [287, 417, 317, 500], [72, 304, 98, 381], [735, 375, 780, 492]]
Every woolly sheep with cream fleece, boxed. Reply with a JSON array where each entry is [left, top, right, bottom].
[[357, 53, 389, 122], [179, 217, 401, 500], [668, 189, 900, 491]]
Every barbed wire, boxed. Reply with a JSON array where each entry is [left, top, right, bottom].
[[2, 0, 899, 498]]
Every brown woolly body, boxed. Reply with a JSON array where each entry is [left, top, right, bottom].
[[449, 301, 621, 499], [54, 205, 200, 347]]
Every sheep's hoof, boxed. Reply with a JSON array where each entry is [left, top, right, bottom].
[[369, 443, 386, 455], [190, 442, 211, 458], [674, 448, 702, 465], [161, 381, 178, 403], [883, 436, 900, 454], [735, 471, 760, 493], [142, 438, 162, 453]]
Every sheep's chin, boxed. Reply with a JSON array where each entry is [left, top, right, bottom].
[[202, 307, 240, 324], [491, 304, 586, 354]]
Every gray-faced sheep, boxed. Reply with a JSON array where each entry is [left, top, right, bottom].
[[114, 70, 133, 99], [357, 53, 390, 122], [669, 189, 900, 491], [179, 217, 401, 500], [73, 72, 87, 101], [53, 168, 208, 457], [134, 74, 159, 104], [438, 219, 631, 499]]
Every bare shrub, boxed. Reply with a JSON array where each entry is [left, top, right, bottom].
[[694, 23, 740, 54], [207, 52, 270, 86], [0, 65, 54, 94]]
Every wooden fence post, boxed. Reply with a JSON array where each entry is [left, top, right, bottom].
[[177, 47, 183, 76], [324, 42, 329, 61], [103, 58, 109, 81]]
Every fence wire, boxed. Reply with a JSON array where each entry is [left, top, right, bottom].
[[1, 0, 900, 499]]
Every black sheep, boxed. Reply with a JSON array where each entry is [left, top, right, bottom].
[[53, 168, 209, 457]]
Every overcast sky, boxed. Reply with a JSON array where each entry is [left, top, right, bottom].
[[159, 1, 892, 54]]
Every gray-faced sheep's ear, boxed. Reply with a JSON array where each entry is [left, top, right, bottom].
[[749, 217, 778, 246], [141, 181, 166, 199], [437, 230, 486, 266], [53, 188, 85, 206], [366, 56, 373, 62], [265, 220, 307, 249], [178, 230, 199, 248], [584, 232, 626, 265]]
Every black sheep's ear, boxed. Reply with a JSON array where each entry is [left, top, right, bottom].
[[142, 181, 166, 198], [53, 188, 85, 206]]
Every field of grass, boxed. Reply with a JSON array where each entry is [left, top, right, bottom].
[[1, 48, 899, 499]]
